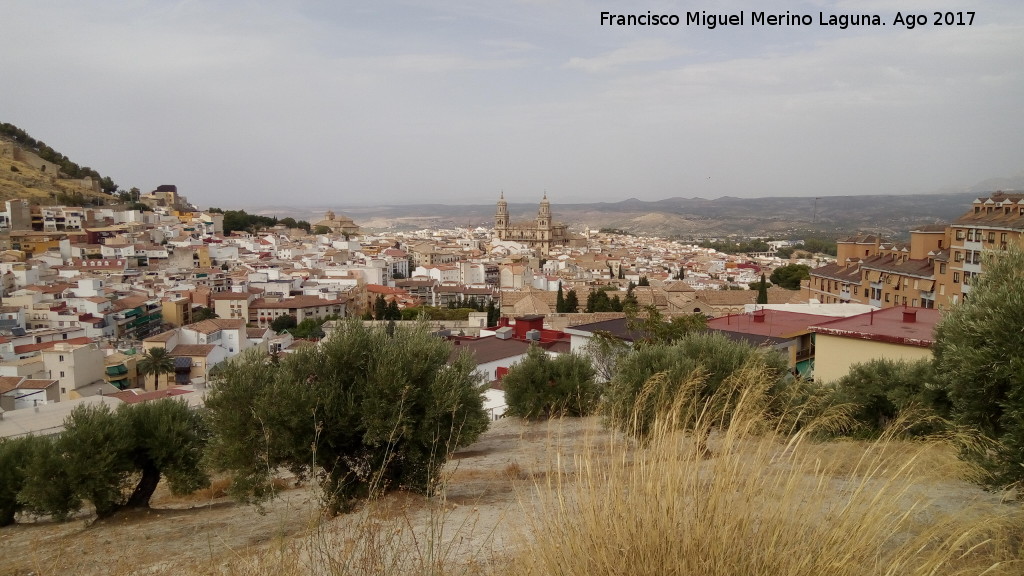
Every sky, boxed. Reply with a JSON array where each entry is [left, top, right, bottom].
[[3, 0, 1023, 208]]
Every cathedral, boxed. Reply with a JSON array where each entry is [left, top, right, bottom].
[[493, 193, 571, 255]]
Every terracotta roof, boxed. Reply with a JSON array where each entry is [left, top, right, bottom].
[[18, 379, 58, 390], [809, 306, 940, 347], [109, 387, 191, 404], [170, 344, 217, 357], [709, 310, 837, 339], [16, 337, 93, 354], [447, 336, 531, 364], [0, 376, 24, 394], [184, 318, 246, 334], [144, 330, 177, 343]]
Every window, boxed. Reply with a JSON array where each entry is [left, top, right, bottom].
[[939, 263, 947, 274], [988, 231, 996, 243], [59, 355, 64, 362], [1001, 232, 1008, 243], [885, 293, 891, 302], [955, 229, 965, 241], [912, 299, 918, 307], [953, 272, 960, 283], [59, 371, 65, 378], [954, 251, 963, 262]]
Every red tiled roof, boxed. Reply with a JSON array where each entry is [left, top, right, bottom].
[[15, 337, 93, 354], [809, 306, 940, 347]]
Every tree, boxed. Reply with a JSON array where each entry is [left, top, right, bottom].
[[0, 436, 50, 526], [17, 400, 208, 519], [205, 321, 488, 514], [756, 273, 769, 305], [605, 331, 790, 438], [638, 276, 650, 286], [770, 264, 810, 290], [556, 283, 566, 313], [271, 314, 298, 333], [279, 217, 298, 229], [503, 346, 599, 419], [192, 307, 218, 322], [138, 347, 175, 390], [832, 358, 949, 436], [374, 294, 388, 320], [933, 248, 1024, 486], [564, 289, 579, 313], [314, 225, 332, 235], [627, 305, 707, 345], [385, 300, 401, 321]]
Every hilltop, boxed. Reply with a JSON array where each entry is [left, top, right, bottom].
[[0, 124, 117, 206]]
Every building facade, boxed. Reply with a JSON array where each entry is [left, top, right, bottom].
[[494, 193, 570, 255], [807, 192, 1024, 309]]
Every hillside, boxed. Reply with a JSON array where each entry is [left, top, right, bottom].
[[0, 129, 115, 207], [0, 416, 1016, 576], [257, 190, 990, 239]]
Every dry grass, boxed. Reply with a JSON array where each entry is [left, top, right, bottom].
[[509, 368, 1024, 576]]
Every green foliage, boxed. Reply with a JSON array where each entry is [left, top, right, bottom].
[[556, 283, 566, 313], [0, 122, 117, 190], [192, 307, 218, 322], [933, 248, 1024, 487], [0, 436, 49, 526], [638, 276, 650, 286], [221, 209, 278, 234], [756, 273, 769, 304], [585, 287, 624, 313], [400, 306, 476, 321], [270, 314, 298, 333], [314, 225, 332, 235], [503, 347, 599, 419], [831, 358, 949, 436], [564, 289, 579, 313], [627, 305, 707, 345], [770, 264, 810, 290], [205, 321, 488, 513], [14, 400, 208, 520], [374, 294, 388, 320], [604, 332, 790, 438], [138, 347, 175, 390]]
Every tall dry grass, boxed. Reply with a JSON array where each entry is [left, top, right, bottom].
[[510, 366, 1023, 576]]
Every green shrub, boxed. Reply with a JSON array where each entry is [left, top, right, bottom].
[[604, 332, 791, 437], [831, 358, 949, 437], [205, 320, 489, 514], [503, 346, 599, 419]]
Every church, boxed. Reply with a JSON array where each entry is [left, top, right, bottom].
[[493, 193, 571, 255]]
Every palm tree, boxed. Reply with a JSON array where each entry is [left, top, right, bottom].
[[138, 347, 175, 390]]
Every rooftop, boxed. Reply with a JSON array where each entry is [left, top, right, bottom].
[[809, 306, 941, 347]]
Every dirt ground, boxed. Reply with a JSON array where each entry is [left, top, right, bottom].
[[0, 416, 1012, 576]]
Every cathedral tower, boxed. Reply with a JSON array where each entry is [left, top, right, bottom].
[[495, 191, 509, 239]]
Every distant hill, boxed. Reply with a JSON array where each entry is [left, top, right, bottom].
[[0, 123, 117, 206], [256, 191, 993, 240]]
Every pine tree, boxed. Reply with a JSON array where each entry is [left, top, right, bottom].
[[565, 289, 579, 313]]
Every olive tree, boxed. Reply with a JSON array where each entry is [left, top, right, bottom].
[[16, 399, 208, 520], [933, 247, 1024, 487], [205, 320, 489, 514], [503, 346, 598, 419]]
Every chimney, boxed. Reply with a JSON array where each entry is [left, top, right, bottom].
[[902, 310, 917, 323]]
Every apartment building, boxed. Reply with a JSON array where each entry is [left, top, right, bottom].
[[808, 192, 1024, 309]]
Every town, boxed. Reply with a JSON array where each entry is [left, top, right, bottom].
[[0, 159, 1016, 429]]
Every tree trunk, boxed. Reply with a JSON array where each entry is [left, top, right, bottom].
[[125, 463, 161, 509]]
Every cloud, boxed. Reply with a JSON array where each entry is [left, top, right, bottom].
[[565, 40, 690, 73]]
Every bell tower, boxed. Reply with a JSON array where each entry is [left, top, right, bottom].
[[495, 191, 509, 239], [537, 192, 551, 240]]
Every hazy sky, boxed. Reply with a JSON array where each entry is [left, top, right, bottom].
[[4, 0, 1023, 208]]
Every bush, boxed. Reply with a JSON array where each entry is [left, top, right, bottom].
[[604, 331, 791, 438], [934, 247, 1024, 487], [14, 400, 209, 520], [503, 346, 599, 419], [205, 320, 489, 514], [831, 358, 949, 437], [0, 436, 49, 525]]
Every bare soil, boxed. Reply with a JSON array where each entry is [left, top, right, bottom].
[[0, 417, 1011, 576]]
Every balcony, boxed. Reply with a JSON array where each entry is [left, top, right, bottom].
[[795, 346, 815, 362]]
